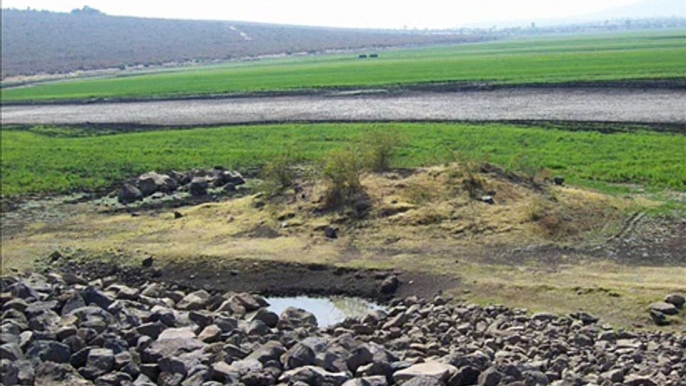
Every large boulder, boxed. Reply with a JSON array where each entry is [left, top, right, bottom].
[[649, 302, 679, 315], [137, 172, 179, 196], [392, 362, 457, 383], [176, 290, 211, 311], [282, 343, 316, 369], [26, 341, 71, 363], [277, 307, 318, 330], [664, 293, 685, 309], [82, 348, 115, 379], [118, 183, 144, 204], [189, 177, 209, 197]]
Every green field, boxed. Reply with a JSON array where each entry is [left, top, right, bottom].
[[2, 123, 685, 197], [2, 31, 685, 102]]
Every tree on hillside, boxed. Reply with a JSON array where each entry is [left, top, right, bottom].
[[71, 6, 105, 16]]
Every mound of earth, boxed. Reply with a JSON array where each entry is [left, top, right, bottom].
[[1, 270, 684, 386]]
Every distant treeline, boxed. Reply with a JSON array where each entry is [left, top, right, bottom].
[[0, 9, 487, 78]]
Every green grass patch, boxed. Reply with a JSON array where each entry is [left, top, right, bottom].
[[2, 122, 685, 197], [2, 31, 685, 102]]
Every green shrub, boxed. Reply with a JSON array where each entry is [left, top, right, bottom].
[[259, 150, 300, 196], [322, 147, 366, 208], [361, 129, 403, 172]]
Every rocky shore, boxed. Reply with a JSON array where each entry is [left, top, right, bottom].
[[1, 272, 684, 386]]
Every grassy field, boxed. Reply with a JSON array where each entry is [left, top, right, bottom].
[[2, 31, 685, 102], [2, 123, 685, 197]]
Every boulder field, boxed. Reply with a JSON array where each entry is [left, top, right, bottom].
[[1, 272, 684, 386]]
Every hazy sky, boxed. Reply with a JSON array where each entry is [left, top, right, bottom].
[[2, 0, 652, 28]]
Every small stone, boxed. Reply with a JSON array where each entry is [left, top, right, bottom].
[[198, 325, 222, 343], [480, 196, 495, 205], [325, 226, 338, 239], [142, 256, 154, 268]]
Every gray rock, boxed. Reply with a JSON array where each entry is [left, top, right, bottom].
[[95, 371, 133, 386], [664, 293, 685, 309], [119, 183, 144, 204], [402, 376, 444, 386], [136, 322, 166, 340], [82, 348, 115, 379], [277, 308, 318, 330], [282, 343, 315, 370], [1, 359, 19, 386], [189, 177, 209, 197], [0, 342, 23, 361], [26, 340, 71, 363], [246, 341, 286, 364], [393, 362, 457, 383], [649, 302, 679, 315], [177, 290, 211, 311], [380, 276, 399, 295], [15, 359, 36, 385], [448, 366, 480, 386], [247, 309, 279, 328], [478, 367, 503, 386], [138, 172, 178, 196], [198, 325, 222, 343], [624, 375, 658, 386], [280, 365, 350, 386]]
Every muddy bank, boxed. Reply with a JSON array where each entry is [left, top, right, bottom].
[[55, 257, 458, 301], [3, 88, 686, 126]]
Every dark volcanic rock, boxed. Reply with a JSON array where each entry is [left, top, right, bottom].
[[2, 270, 685, 386]]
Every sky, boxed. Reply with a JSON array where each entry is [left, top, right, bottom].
[[1, 0, 658, 29]]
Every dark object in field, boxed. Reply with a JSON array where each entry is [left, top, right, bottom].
[[324, 226, 338, 239], [480, 195, 495, 205], [380, 275, 399, 294], [665, 293, 685, 309], [48, 250, 62, 262], [650, 310, 669, 326], [142, 256, 154, 267], [173, 211, 183, 219], [553, 176, 565, 186], [189, 177, 209, 197], [369, 53, 379, 58], [359, 54, 367, 59], [117, 183, 143, 204]]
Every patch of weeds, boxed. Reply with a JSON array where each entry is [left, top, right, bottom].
[[507, 153, 542, 181], [405, 181, 439, 205], [322, 147, 367, 209], [449, 152, 488, 199], [259, 149, 301, 197], [361, 129, 404, 172]]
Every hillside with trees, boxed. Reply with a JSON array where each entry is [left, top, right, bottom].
[[0, 8, 486, 78]]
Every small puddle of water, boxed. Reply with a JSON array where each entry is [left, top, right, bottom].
[[266, 296, 383, 328]]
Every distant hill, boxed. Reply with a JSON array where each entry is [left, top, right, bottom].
[[0, 9, 485, 78]]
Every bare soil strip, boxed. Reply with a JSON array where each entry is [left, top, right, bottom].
[[2, 88, 685, 126]]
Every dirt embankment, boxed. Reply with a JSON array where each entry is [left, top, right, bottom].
[[3, 87, 686, 126]]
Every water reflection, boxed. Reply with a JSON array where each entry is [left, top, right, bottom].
[[266, 296, 382, 328]]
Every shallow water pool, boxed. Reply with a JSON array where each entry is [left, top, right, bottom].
[[266, 296, 383, 328]]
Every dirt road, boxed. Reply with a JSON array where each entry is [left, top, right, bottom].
[[2, 88, 685, 126]]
